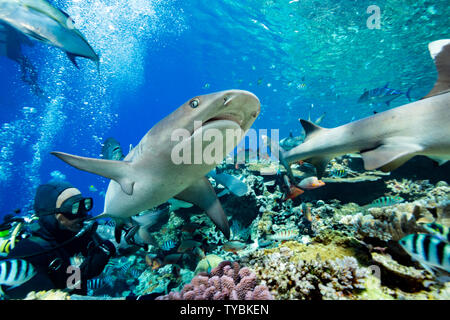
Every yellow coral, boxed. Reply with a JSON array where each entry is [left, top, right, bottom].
[[24, 289, 70, 300]]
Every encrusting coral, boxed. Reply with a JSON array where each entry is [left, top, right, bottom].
[[156, 261, 273, 300]]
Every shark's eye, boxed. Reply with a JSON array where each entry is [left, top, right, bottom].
[[190, 99, 200, 108]]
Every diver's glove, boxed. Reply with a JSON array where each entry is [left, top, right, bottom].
[[88, 235, 116, 258], [81, 237, 116, 279], [97, 239, 116, 258]]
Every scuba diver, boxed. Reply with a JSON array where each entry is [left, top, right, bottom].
[[3, 180, 116, 299]]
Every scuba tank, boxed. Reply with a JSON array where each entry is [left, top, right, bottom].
[[0, 215, 38, 256]]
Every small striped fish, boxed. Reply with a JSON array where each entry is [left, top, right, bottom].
[[87, 278, 105, 291], [329, 169, 347, 178], [423, 222, 450, 243], [399, 234, 450, 274], [161, 240, 177, 251], [120, 263, 132, 274], [0, 259, 36, 288], [268, 229, 299, 241], [368, 196, 404, 207]]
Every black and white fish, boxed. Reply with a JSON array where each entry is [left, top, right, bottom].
[[161, 240, 177, 251], [0, 259, 36, 294], [399, 234, 450, 277], [87, 278, 105, 292]]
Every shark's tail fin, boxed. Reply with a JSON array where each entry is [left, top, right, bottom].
[[423, 39, 450, 99]]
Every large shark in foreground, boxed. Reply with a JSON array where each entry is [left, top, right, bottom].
[[0, 0, 99, 67], [52, 90, 261, 240], [276, 39, 450, 178]]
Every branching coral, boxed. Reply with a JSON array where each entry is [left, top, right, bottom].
[[156, 261, 273, 300]]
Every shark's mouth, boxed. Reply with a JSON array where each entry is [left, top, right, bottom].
[[192, 113, 243, 136], [202, 114, 242, 129]]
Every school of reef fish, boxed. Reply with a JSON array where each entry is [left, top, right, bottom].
[[23, 153, 450, 300]]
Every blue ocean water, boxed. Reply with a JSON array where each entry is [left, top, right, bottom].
[[0, 0, 448, 218]]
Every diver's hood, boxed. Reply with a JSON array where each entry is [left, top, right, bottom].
[[34, 180, 79, 242]]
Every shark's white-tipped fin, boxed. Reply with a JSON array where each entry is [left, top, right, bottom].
[[361, 142, 423, 172], [424, 39, 450, 99], [51, 151, 135, 195]]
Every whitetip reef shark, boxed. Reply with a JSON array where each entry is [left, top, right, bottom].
[[0, 0, 99, 68], [276, 39, 450, 178], [51, 90, 260, 240]]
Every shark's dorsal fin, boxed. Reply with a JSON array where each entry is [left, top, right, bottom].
[[423, 39, 450, 99], [360, 142, 423, 171], [299, 119, 324, 141], [51, 151, 135, 195]]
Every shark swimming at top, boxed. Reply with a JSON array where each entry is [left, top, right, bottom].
[[51, 90, 261, 240], [272, 39, 450, 178], [0, 0, 99, 68]]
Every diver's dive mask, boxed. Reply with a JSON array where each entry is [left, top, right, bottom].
[[58, 195, 93, 220]]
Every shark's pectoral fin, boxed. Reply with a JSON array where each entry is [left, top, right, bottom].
[[360, 143, 423, 172], [67, 53, 79, 69], [423, 39, 450, 99], [51, 151, 135, 195], [175, 177, 230, 239], [305, 156, 332, 179]]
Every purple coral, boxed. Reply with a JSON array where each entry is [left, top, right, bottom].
[[156, 261, 273, 300]]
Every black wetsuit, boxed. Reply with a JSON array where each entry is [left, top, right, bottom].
[[5, 215, 115, 299]]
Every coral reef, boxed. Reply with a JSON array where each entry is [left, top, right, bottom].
[[74, 158, 449, 301], [245, 246, 367, 300], [156, 261, 273, 300], [24, 290, 71, 300]]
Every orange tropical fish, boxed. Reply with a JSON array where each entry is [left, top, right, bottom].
[[283, 185, 304, 202], [298, 176, 325, 190], [145, 255, 162, 270]]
